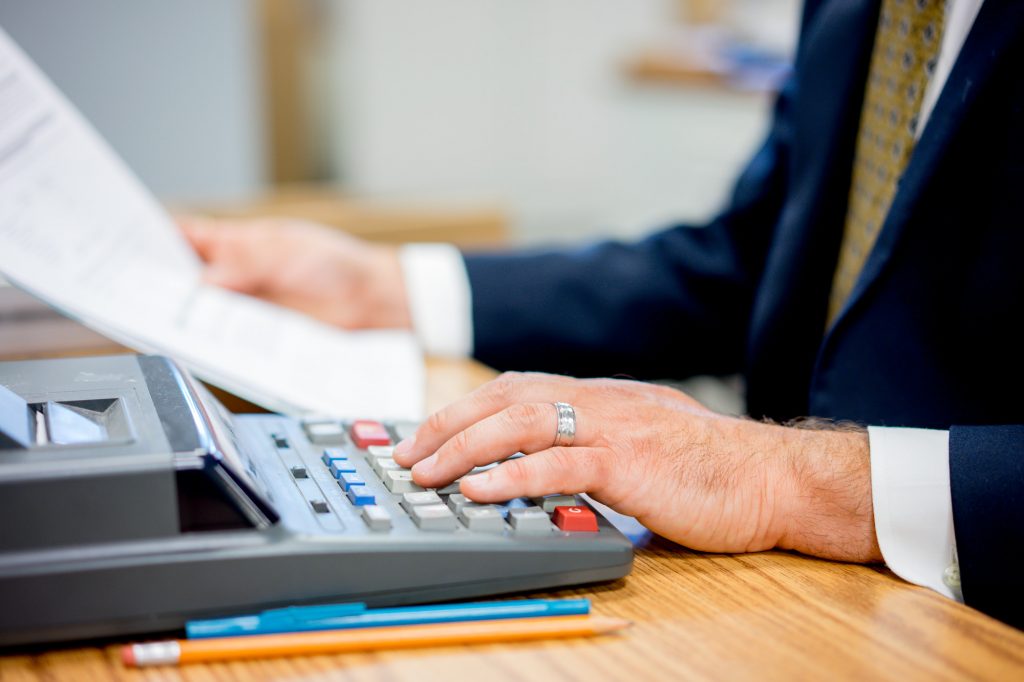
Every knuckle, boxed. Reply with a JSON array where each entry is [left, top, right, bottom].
[[547, 447, 576, 477], [501, 458, 532, 486], [490, 372, 523, 402], [505, 402, 546, 431], [423, 409, 449, 438], [584, 450, 612, 490], [446, 429, 474, 459]]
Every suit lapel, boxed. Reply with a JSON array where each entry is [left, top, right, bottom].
[[825, 0, 1024, 336]]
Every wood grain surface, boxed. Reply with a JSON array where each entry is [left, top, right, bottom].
[[2, 360, 1023, 681]]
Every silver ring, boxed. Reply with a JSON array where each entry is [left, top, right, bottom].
[[552, 402, 576, 447]]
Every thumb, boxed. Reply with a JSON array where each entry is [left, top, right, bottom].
[[203, 262, 262, 293], [179, 217, 220, 260]]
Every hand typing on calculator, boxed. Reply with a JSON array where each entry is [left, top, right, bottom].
[[183, 217, 883, 566]]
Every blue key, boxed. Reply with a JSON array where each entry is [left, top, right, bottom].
[[321, 448, 348, 466], [347, 487, 375, 506], [329, 460, 357, 478], [337, 472, 366, 492]]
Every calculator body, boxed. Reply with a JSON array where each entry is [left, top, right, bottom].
[[0, 355, 633, 647]]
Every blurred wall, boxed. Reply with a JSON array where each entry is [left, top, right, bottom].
[[0, 0, 267, 203], [327, 0, 797, 244]]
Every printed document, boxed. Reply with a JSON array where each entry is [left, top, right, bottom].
[[0, 28, 424, 420]]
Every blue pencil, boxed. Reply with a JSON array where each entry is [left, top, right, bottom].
[[186, 598, 591, 639]]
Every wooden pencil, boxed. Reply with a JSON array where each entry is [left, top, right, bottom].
[[122, 614, 631, 667]]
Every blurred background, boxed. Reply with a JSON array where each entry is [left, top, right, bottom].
[[0, 0, 799, 411], [0, 0, 799, 247]]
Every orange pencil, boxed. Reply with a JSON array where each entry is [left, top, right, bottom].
[[121, 614, 630, 667]]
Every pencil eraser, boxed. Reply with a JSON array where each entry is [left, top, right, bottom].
[[120, 645, 136, 667]]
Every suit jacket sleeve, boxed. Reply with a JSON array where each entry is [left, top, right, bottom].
[[949, 426, 1024, 629]]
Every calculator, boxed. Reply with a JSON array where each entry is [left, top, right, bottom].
[[0, 355, 634, 646]]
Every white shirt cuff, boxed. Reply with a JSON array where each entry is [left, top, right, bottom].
[[869, 426, 960, 600], [399, 243, 473, 358]]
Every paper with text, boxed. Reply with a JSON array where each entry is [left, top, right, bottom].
[[0, 28, 424, 420]]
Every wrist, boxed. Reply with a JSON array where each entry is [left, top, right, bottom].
[[362, 244, 413, 329], [776, 428, 882, 563]]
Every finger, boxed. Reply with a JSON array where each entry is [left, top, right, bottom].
[[202, 262, 263, 293], [410, 402, 591, 488], [392, 372, 579, 466], [178, 216, 221, 260], [181, 220, 274, 294], [459, 446, 607, 503]]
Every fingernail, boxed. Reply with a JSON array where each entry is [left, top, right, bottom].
[[412, 453, 437, 476], [394, 435, 416, 456]]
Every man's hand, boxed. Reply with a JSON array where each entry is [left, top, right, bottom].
[[180, 216, 412, 330], [393, 372, 882, 563]]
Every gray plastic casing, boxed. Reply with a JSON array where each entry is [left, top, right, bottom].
[[0, 355, 633, 647]]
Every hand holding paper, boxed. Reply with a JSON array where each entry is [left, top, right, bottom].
[[0, 28, 424, 420]]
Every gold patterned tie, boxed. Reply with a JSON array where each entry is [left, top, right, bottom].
[[827, 0, 947, 325]]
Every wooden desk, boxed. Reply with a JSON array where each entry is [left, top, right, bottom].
[[2, 361, 1024, 680], [185, 185, 508, 249]]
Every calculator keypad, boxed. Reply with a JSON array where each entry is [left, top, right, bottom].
[[409, 503, 459, 531], [401, 491, 443, 513], [460, 506, 506, 533], [361, 505, 392, 531], [350, 420, 392, 449], [301, 420, 601, 536], [509, 507, 556, 534], [383, 469, 424, 494]]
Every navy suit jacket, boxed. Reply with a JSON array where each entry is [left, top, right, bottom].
[[463, 1, 1024, 627]]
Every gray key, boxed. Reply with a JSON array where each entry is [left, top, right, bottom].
[[460, 505, 506, 533], [383, 469, 424, 494], [535, 495, 577, 513], [446, 493, 478, 515], [509, 506, 554, 534], [436, 481, 462, 495], [370, 456, 402, 477], [303, 421, 345, 445], [393, 422, 419, 441], [401, 490, 443, 512], [367, 445, 395, 458], [360, 505, 392, 531], [409, 503, 458, 531]]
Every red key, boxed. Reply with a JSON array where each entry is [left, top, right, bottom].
[[552, 506, 598, 532], [350, 420, 392, 449]]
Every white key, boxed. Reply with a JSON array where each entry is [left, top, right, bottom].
[[383, 469, 424, 494], [409, 503, 458, 531], [509, 506, 554, 534], [367, 445, 395, 458], [361, 505, 392, 531], [447, 493, 479, 515], [370, 456, 402, 477], [535, 495, 577, 513], [460, 506, 506, 533], [303, 421, 345, 445], [401, 490, 443, 512]]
